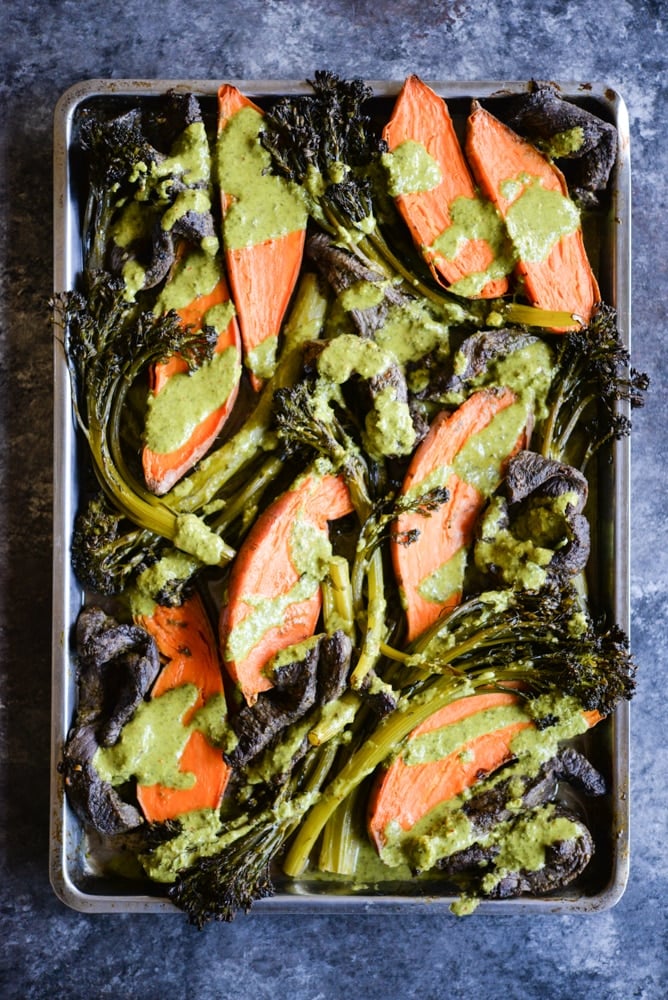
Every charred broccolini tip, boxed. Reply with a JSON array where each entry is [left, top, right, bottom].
[[260, 70, 380, 187], [260, 74, 488, 320], [70, 492, 163, 597], [167, 820, 280, 928], [260, 71, 397, 289], [165, 738, 343, 928], [78, 107, 160, 271], [540, 302, 649, 467], [79, 106, 160, 190], [78, 92, 211, 276], [79, 92, 204, 188], [273, 381, 349, 461], [544, 617, 636, 718]]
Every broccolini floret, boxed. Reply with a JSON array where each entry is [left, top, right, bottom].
[[273, 378, 373, 518], [539, 302, 649, 468], [167, 818, 280, 927], [71, 492, 162, 596]]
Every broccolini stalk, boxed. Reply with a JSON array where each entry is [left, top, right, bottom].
[[318, 783, 367, 876], [209, 453, 286, 541], [321, 556, 355, 639], [502, 302, 591, 328], [349, 550, 386, 687], [306, 691, 361, 748]]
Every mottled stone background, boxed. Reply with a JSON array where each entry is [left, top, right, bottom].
[[1, 1, 665, 997]]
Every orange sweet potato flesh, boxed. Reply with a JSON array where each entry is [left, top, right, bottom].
[[367, 693, 603, 850], [383, 75, 508, 299], [135, 593, 231, 822], [368, 691, 530, 849], [219, 474, 353, 705], [142, 266, 242, 495], [392, 388, 527, 642], [465, 102, 599, 328], [217, 84, 306, 391]]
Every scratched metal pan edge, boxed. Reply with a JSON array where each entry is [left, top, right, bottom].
[[50, 78, 631, 915]]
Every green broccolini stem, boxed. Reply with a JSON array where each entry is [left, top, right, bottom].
[[322, 556, 355, 638], [318, 784, 366, 876], [92, 421, 236, 565], [553, 394, 595, 463], [323, 200, 460, 314], [107, 359, 164, 510], [503, 303, 581, 328], [351, 532, 369, 616], [407, 592, 510, 656], [85, 419, 171, 535], [361, 226, 460, 311], [295, 737, 342, 801], [211, 453, 285, 537], [349, 548, 386, 688], [307, 690, 361, 747], [540, 386, 565, 460], [379, 642, 409, 663], [321, 577, 339, 637], [415, 621, 521, 662], [539, 334, 588, 460]]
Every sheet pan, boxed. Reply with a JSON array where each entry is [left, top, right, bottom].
[[50, 79, 632, 915]]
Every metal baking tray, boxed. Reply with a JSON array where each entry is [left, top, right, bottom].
[[50, 79, 632, 915]]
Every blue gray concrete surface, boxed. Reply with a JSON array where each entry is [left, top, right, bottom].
[[1, 1, 665, 996]]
